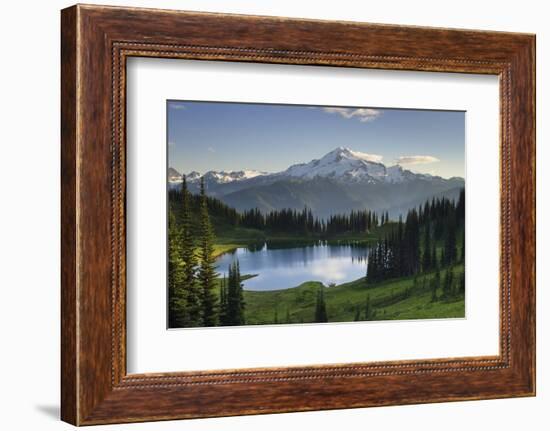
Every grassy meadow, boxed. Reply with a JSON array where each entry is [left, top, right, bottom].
[[242, 263, 465, 325]]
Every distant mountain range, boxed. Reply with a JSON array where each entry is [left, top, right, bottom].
[[169, 147, 464, 218]]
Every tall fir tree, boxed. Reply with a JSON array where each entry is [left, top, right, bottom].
[[219, 274, 228, 326], [422, 220, 432, 271], [197, 176, 219, 326], [168, 209, 185, 327], [366, 244, 379, 284], [396, 215, 405, 276], [404, 209, 420, 275], [180, 176, 202, 327], [431, 266, 441, 302], [225, 260, 245, 325], [314, 286, 328, 323], [443, 215, 457, 266], [234, 260, 246, 325]]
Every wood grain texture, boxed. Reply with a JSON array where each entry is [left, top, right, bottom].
[[60, 5, 78, 425], [60, 4, 536, 425]]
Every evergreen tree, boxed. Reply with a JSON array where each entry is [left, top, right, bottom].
[[285, 308, 291, 324], [197, 177, 218, 326], [443, 215, 457, 266], [226, 260, 245, 325], [422, 220, 432, 271], [234, 261, 245, 324], [219, 274, 228, 326], [168, 209, 185, 327], [180, 176, 201, 327], [366, 244, 379, 284], [314, 286, 328, 323], [431, 266, 441, 302], [404, 209, 420, 275], [396, 216, 405, 276]]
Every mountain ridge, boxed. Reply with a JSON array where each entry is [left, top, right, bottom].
[[169, 147, 464, 218], [169, 147, 462, 186]]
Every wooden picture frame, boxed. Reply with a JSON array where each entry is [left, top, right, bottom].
[[61, 4, 535, 425]]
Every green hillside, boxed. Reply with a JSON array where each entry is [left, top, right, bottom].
[[241, 263, 464, 325]]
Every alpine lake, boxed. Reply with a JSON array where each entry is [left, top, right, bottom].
[[215, 241, 370, 291]]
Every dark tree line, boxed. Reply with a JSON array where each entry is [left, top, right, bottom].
[[366, 189, 465, 285], [241, 206, 383, 235], [168, 186, 240, 229], [169, 182, 390, 237]]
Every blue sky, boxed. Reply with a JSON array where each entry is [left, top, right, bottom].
[[168, 100, 465, 179]]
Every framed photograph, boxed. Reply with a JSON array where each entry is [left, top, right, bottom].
[[61, 4, 535, 425]]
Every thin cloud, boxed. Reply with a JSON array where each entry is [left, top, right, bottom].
[[207, 147, 216, 153], [348, 149, 384, 163], [322, 107, 381, 123], [169, 103, 187, 110], [396, 155, 440, 165]]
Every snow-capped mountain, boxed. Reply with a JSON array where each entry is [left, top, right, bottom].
[[282, 147, 387, 183], [186, 171, 202, 182], [278, 147, 433, 184], [169, 147, 464, 217], [201, 169, 268, 184], [167, 167, 183, 182], [169, 169, 267, 185]]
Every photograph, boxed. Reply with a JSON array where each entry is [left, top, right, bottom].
[[166, 101, 466, 328]]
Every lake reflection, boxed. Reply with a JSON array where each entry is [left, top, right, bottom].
[[215, 242, 369, 291]]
